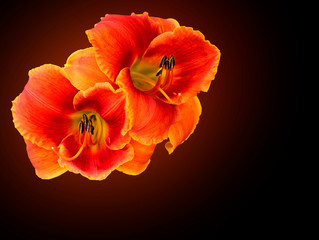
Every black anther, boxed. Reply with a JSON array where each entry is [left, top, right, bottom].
[[79, 121, 84, 134], [86, 119, 91, 132], [83, 114, 88, 125], [159, 55, 167, 68], [164, 60, 169, 69], [89, 115, 96, 121], [169, 55, 175, 69], [156, 68, 163, 77], [90, 126, 94, 135]]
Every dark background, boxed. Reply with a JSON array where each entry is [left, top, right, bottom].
[[0, 0, 299, 238]]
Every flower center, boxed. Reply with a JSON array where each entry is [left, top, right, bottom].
[[51, 111, 108, 161], [131, 55, 176, 103]]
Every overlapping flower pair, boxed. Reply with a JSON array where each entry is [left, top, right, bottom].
[[11, 12, 220, 180]]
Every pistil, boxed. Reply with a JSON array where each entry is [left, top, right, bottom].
[[142, 55, 176, 103], [51, 113, 101, 161]]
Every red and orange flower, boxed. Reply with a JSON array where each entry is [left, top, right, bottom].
[[11, 12, 220, 180]]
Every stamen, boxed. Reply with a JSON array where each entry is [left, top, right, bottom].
[[159, 55, 167, 68], [156, 55, 175, 91], [165, 68, 174, 90], [86, 119, 92, 132], [83, 114, 88, 125], [169, 55, 175, 69], [162, 67, 170, 89], [51, 112, 102, 161], [79, 121, 84, 134], [164, 60, 169, 69], [156, 68, 163, 77]]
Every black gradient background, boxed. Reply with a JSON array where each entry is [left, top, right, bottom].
[[0, 0, 299, 238]]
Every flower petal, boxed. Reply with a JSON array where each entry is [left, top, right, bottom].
[[117, 68, 178, 145], [58, 135, 134, 180], [165, 97, 202, 154], [117, 139, 156, 175], [86, 12, 159, 81], [150, 16, 180, 33], [25, 140, 67, 179], [73, 82, 130, 150], [64, 47, 115, 91], [141, 26, 221, 104], [12, 64, 78, 150]]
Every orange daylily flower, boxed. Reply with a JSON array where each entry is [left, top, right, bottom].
[[74, 12, 221, 152], [12, 12, 220, 180], [12, 64, 155, 180]]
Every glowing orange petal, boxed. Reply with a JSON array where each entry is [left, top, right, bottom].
[[25, 140, 66, 179], [64, 47, 115, 90], [165, 97, 202, 154], [11, 64, 78, 150], [117, 139, 156, 175], [150, 17, 180, 33]]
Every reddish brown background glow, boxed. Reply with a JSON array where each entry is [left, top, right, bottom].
[[0, 0, 299, 237]]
